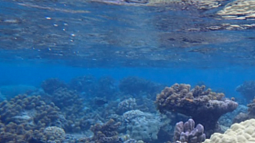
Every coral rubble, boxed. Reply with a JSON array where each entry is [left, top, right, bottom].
[[155, 83, 238, 136]]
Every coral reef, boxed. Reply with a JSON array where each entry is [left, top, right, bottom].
[[69, 76, 117, 100], [43, 126, 65, 141], [117, 98, 137, 114], [0, 95, 60, 127], [50, 87, 84, 116], [31, 126, 66, 143], [0, 121, 34, 142], [69, 75, 96, 93], [174, 118, 206, 143], [122, 110, 163, 142], [236, 81, 255, 102], [219, 105, 247, 128], [41, 78, 67, 94], [44, 87, 97, 133], [123, 139, 145, 143], [119, 76, 164, 99], [84, 119, 121, 143], [0, 94, 64, 142], [95, 76, 117, 100], [233, 99, 255, 123], [203, 119, 255, 143], [155, 83, 238, 136]]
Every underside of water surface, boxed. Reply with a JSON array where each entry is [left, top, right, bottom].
[[0, 0, 255, 68]]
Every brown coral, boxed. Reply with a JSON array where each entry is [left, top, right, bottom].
[[85, 119, 121, 143], [0, 94, 62, 142], [155, 83, 238, 137]]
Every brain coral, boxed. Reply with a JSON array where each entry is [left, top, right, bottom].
[[203, 119, 255, 143]]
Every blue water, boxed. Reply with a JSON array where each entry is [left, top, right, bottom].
[[0, 0, 255, 142], [1, 62, 255, 98]]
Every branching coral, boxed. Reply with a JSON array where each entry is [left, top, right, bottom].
[[155, 83, 238, 136]]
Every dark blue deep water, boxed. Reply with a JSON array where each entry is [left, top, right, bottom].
[[0, 0, 255, 143]]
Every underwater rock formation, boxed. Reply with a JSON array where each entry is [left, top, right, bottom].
[[41, 78, 67, 94], [155, 83, 238, 136], [174, 118, 206, 143], [122, 110, 162, 142], [85, 119, 121, 143], [236, 81, 255, 102]]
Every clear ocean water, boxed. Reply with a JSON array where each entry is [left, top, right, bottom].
[[0, 0, 255, 142]]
